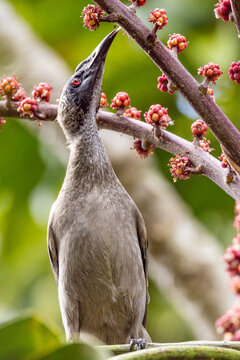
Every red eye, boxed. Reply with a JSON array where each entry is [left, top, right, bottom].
[[71, 79, 81, 86]]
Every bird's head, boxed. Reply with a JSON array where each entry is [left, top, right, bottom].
[[58, 29, 118, 140]]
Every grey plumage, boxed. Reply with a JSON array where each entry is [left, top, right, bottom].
[[47, 30, 151, 344]]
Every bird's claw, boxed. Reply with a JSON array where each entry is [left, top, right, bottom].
[[130, 337, 146, 351]]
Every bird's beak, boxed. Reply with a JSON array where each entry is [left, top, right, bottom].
[[75, 29, 119, 77]]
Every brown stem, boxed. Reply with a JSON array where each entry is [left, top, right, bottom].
[[230, 0, 240, 37], [93, 0, 240, 169], [198, 77, 210, 95]]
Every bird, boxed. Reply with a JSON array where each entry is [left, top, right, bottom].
[[47, 29, 151, 346]]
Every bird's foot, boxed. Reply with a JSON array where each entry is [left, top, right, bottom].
[[129, 337, 146, 351]]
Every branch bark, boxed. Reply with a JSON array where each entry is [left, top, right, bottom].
[[231, 0, 240, 37], [1, 100, 240, 202], [100, 341, 240, 356], [108, 345, 240, 360], [93, 0, 240, 169]]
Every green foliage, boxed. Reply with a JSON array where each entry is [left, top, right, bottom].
[[0, 314, 109, 360]]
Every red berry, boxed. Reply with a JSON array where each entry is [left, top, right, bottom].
[[110, 92, 130, 110], [191, 119, 208, 138], [144, 104, 171, 129], [124, 107, 141, 120], [198, 62, 222, 84], [167, 33, 188, 54], [157, 74, 175, 94], [99, 92, 108, 108], [17, 97, 38, 118], [228, 61, 240, 84], [168, 155, 191, 182], [148, 8, 168, 30], [81, 5, 103, 31], [132, 140, 155, 158], [214, 0, 232, 21]]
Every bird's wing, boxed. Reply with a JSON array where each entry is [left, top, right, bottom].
[[135, 209, 149, 328], [47, 222, 59, 285]]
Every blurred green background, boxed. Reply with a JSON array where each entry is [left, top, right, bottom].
[[0, 0, 239, 344]]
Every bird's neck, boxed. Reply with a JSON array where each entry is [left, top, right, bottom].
[[64, 122, 116, 192]]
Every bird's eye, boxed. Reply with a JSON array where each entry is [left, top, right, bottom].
[[71, 79, 81, 86]]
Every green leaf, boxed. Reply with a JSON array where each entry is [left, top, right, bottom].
[[32, 343, 108, 360], [0, 313, 59, 360]]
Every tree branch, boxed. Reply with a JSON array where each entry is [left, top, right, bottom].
[[93, 0, 240, 169], [231, 0, 240, 37], [99, 341, 240, 356], [1, 100, 240, 201], [107, 345, 240, 360]]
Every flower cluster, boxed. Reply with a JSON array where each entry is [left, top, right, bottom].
[[216, 203, 240, 339], [167, 33, 188, 54], [12, 88, 26, 102], [199, 138, 214, 153], [228, 61, 240, 84], [216, 303, 240, 341], [32, 82, 53, 103], [214, 0, 232, 22], [17, 97, 38, 118], [144, 104, 171, 129], [132, 140, 155, 159], [168, 156, 191, 182], [124, 107, 141, 120], [157, 74, 175, 94], [191, 119, 208, 139], [198, 62, 223, 84], [128, 0, 146, 7], [148, 8, 168, 30], [100, 92, 108, 108], [219, 153, 229, 168], [82, 5, 103, 31], [110, 92, 130, 110], [0, 75, 20, 99]]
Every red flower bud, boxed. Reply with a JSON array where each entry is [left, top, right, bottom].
[[198, 62, 222, 84], [128, 0, 146, 7], [0, 75, 20, 99], [110, 92, 130, 110], [124, 107, 142, 120], [157, 74, 175, 94], [191, 119, 208, 138], [144, 104, 171, 129], [228, 61, 240, 84], [32, 82, 53, 102], [167, 33, 188, 54], [17, 97, 38, 118], [148, 8, 168, 30], [99, 92, 108, 108], [214, 0, 232, 22]]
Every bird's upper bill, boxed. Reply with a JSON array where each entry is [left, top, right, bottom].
[[75, 28, 119, 77]]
